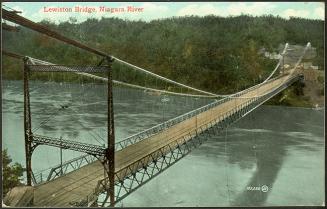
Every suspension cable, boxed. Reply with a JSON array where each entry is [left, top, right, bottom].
[[2, 8, 108, 57], [113, 56, 218, 96], [262, 43, 289, 83], [27, 56, 220, 98], [224, 127, 231, 205]]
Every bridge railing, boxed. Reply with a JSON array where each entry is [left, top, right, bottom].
[[114, 74, 289, 151], [32, 154, 98, 185]]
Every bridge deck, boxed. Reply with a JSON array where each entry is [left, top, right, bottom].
[[33, 76, 289, 206]]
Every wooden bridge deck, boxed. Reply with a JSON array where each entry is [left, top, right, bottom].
[[33, 76, 289, 207]]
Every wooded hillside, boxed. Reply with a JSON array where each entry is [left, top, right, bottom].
[[3, 15, 324, 94]]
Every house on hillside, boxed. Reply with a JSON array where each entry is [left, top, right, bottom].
[[258, 48, 281, 60], [266, 52, 281, 60], [311, 65, 319, 70], [303, 62, 312, 69], [301, 62, 319, 70]]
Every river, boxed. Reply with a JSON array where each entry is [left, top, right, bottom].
[[2, 80, 324, 206]]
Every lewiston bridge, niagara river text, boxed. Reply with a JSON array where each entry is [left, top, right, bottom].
[[43, 6, 144, 13]]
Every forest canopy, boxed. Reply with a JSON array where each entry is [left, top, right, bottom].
[[2, 15, 324, 94]]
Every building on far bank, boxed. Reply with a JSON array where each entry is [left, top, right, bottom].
[[302, 62, 319, 70]]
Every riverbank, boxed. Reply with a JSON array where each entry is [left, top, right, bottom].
[[265, 68, 324, 108], [2, 74, 324, 109]]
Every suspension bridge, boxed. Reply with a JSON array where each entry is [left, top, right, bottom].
[[2, 8, 313, 207]]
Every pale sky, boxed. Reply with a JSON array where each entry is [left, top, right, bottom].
[[3, 2, 325, 24]]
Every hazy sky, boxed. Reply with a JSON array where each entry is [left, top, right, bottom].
[[3, 2, 325, 23]]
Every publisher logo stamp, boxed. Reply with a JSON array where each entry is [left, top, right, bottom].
[[261, 185, 269, 192], [246, 185, 269, 192]]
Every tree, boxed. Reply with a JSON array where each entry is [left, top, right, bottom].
[[2, 149, 25, 197]]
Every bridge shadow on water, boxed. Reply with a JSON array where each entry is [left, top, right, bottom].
[[195, 105, 324, 206]]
